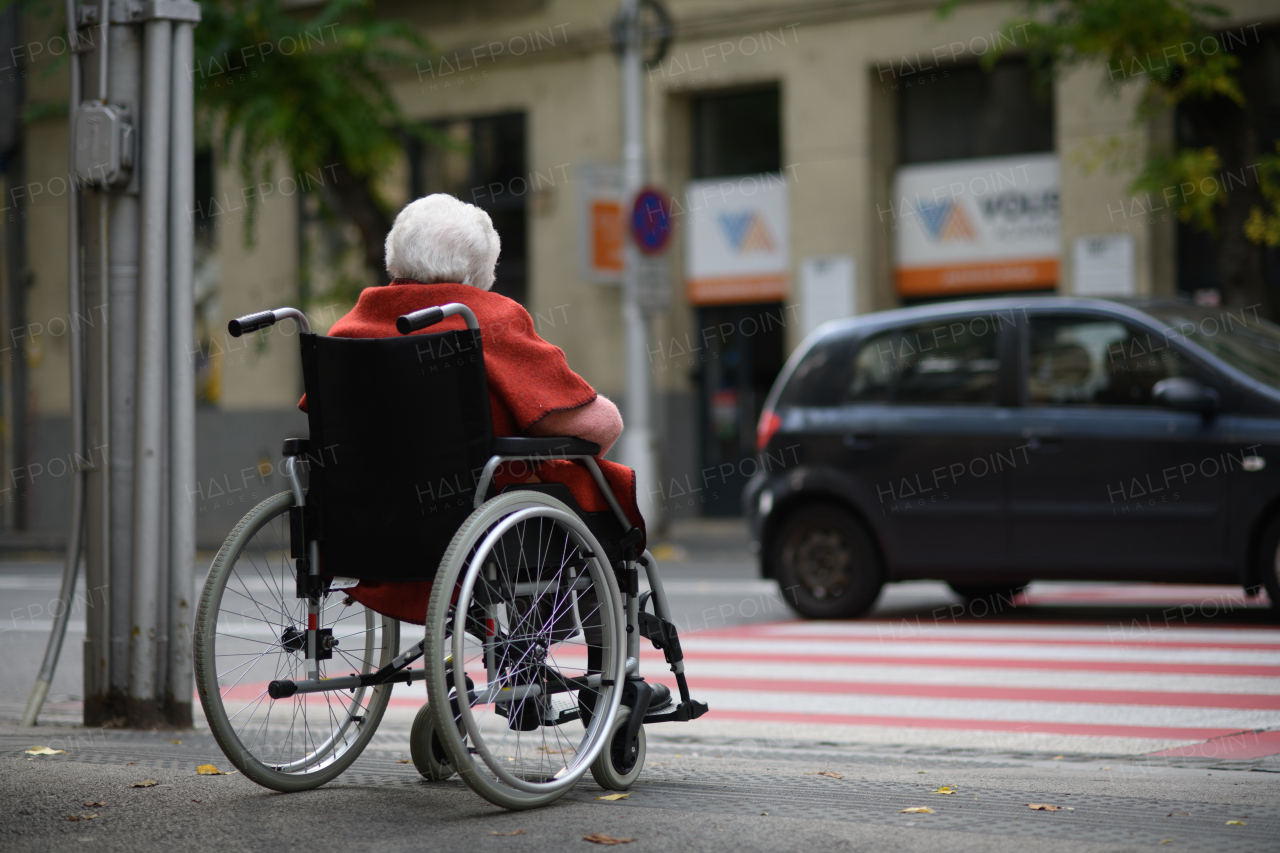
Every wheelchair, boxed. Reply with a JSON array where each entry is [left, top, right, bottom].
[[193, 302, 706, 810]]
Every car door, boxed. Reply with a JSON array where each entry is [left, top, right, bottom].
[[1006, 309, 1235, 580], [841, 313, 1018, 576]]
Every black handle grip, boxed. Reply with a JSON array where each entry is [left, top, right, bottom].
[[396, 306, 445, 335], [229, 310, 277, 337]]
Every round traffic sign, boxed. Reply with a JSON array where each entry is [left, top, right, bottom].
[[631, 188, 673, 255]]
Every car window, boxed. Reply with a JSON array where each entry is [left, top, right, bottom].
[[890, 321, 1001, 404], [777, 336, 856, 407], [849, 331, 894, 402], [1139, 304, 1280, 391], [779, 318, 1001, 407], [1028, 314, 1185, 406]]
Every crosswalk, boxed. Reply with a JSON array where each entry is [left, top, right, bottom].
[[640, 584, 1280, 756]]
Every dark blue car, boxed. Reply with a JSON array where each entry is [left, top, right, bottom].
[[745, 296, 1280, 619]]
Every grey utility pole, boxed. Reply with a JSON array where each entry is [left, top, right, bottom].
[[616, 0, 659, 525], [23, 0, 200, 729]]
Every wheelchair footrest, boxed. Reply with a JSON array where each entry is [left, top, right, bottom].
[[643, 699, 708, 724]]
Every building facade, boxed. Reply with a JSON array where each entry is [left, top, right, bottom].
[[13, 0, 1280, 542]]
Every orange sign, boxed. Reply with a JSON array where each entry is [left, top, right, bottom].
[[896, 258, 1058, 297], [687, 273, 789, 306], [590, 200, 623, 273]]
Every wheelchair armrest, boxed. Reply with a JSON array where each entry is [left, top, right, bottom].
[[282, 438, 310, 457], [491, 436, 600, 458]]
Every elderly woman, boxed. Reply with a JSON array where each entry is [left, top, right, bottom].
[[311, 194, 644, 623]]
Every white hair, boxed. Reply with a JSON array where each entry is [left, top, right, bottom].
[[384, 193, 501, 290]]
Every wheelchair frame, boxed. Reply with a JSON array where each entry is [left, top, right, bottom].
[[221, 302, 706, 786]]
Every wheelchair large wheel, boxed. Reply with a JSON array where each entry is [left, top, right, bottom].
[[425, 491, 627, 810], [194, 491, 400, 792]]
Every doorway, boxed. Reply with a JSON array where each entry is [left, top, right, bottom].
[[695, 303, 786, 516]]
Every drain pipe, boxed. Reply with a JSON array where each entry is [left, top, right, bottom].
[[20, 0, 87, 727]]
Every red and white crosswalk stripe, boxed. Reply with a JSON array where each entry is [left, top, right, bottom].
[[654, 585, 1280, 756]]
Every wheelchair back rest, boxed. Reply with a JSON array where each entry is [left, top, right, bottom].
[[299, 329, 493, 582]]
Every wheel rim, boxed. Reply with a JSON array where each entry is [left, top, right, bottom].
[[447, 505, 624, 797], [201, 498, 397, 776], [787, 525, 852, 600]]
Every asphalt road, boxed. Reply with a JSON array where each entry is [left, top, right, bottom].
[[3, 519, 1279, 851]]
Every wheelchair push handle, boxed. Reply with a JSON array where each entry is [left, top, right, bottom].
[[228, 307, 312, 337], [396, 302, 480, 335]]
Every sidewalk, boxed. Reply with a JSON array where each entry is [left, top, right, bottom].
[[3, 723, 1278, 852]]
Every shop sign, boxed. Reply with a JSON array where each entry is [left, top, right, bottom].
[[684, 173, 790, 305], [1073, 233, 1135, 296], [577, 162, 623, 283], [892, 153, 1059, 297]]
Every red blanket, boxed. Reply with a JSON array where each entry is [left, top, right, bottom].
[[302, 280, 645, 624]]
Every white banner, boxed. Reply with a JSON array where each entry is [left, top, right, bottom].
[[683, 173, 790, 305], [892, 153, 1060, 296]]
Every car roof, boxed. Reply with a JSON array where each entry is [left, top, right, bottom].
[[805, 294, 1185, 345]]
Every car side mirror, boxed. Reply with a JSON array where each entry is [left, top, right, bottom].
[[1153, 377, 1219, 415]]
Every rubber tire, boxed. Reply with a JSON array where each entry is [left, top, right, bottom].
[[1258, 511, 1280, 621], [772, 503, 883, 619], [425, 490, 626, 811], [409, 703, 455, 781], [194, 491, 397, 792], [590, 706, 646, 791]]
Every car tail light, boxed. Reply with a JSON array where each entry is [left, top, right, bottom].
[[756, 409, 781, 451]]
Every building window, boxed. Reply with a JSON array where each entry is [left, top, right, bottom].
[[692, 86, 781, 179], [410, 113, 528, 305], [898, 59, 1054, 164]]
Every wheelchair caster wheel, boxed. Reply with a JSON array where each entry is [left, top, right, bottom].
[[590, 706, 645, 791], [410, 703, 455, 781]]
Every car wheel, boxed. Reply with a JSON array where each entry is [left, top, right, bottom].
[[772, 504, 883, 619], [947, 582, 1030, 612], [1259, 511, 1280, 620]]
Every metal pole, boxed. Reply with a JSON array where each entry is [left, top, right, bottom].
[[618, 0, 658, 525], [106, 16, 142, 724], [128, 15, 172, 727], [21, 0, 86, 727], [166, 17, 195, 727], [81, 3, 113, 726]]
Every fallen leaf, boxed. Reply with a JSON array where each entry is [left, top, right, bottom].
[[130, 779, 158, 788], [1160, 840, 1173, 845], [82, 801, 105, 807], [490, 830, 527, 836], [126, 762, 135, 766], [934, 786, 956, 795], [1167, 812, 1189, 817], [1028, 803, 1073, 811], [1226, 820, 1246, 826], [1102, 766, 1111, 770], [583, 834, 635, 845], [191, 799, 202, 803], [195, 765, 224, 776], [917, 770, 927, 774], [66, 814, 98, 821], [25, 746, 66, 756], [396, 759, 413, 764], [819, 770, 844, 779], [1052, 755, 1065, 760], [595, 793, 630, 801], [760, 812, 768, 816], [900, 807, 934, 814]]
